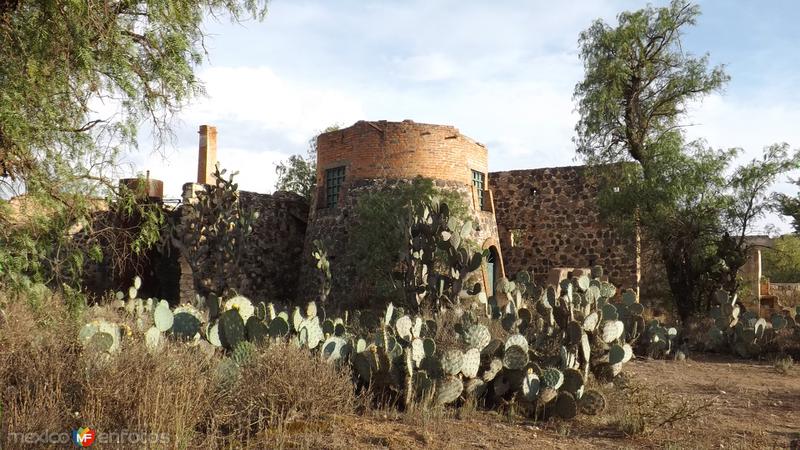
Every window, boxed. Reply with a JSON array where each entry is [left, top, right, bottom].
[[472, 170, 485, 209], [325, 166, 346, 208]]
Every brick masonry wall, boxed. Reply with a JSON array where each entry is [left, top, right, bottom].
[[316, 120, 488, 187], [490, 166, 640, 291]]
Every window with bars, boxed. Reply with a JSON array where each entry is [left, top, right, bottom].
[[472, 170, 485, 209], [325, 166, 346, 208]]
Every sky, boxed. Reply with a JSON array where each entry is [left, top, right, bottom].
[[124, 0, 800, 234]]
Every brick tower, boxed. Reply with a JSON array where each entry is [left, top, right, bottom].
[[300, 120, 504, 307]]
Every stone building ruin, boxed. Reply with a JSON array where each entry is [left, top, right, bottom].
[[175, 120, 643, 307]]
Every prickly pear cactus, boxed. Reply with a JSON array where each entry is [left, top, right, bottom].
[[441, 350, 464, 376], [554, 391, 578, 419], [579, 389, 606, 415], [435, 376, 463, 405]]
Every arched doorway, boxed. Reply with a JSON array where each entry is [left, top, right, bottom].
[[486, 246, 500, 298]]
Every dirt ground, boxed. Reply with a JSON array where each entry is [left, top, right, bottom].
[[285, 355, 799, 449]]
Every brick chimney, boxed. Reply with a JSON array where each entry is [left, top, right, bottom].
[[197, 124, 217, 184]]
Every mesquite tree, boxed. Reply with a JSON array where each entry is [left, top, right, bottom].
[[574, 0, 798, 320]]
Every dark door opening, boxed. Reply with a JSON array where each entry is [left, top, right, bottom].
[[487, 246, 500, 298]]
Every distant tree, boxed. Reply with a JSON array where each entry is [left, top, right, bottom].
[[274, 125, 339, 199], [762, 235, 800, 283], [574, 0, 799, 320], [773, 182, 800, 233]]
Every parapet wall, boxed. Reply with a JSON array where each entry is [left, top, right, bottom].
[[316, 120, 488, 187], [490, 166, 639, 290]]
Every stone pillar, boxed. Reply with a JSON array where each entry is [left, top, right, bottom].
[[197, 125, 217, 185]]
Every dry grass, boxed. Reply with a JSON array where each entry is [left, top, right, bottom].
[[0, 294, 361, 449], [605, 378, 717, 438], [773, 354, 794, 375]]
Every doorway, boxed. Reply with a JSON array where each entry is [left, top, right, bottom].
[[486, 246, 500, 298]]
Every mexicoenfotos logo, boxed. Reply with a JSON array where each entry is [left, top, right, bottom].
[[72, 427, 96, 447]]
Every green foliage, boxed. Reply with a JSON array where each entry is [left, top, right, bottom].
[[0, 0, 264, 298], [574, 0, 799, 321], [346, 177, 470, 307], [0, 0, 267, 185], [175, 164, 257, 298], [762, 235, 800, 283], [574, 0, 728, 166], [274, 125, 339, 198], [0, 178, 164, 297]]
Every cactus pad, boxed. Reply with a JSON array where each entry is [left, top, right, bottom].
[[540, 367, 564, 390], [579, 389, 606, 415], [219, 309, 246, 351], [554, 391, 578, 419], [566, 320, 583, 345], [461, 348, 481, 378], [441, 349, 464, 376], [463, 324, 491, 351], [504, 333, 529, 353], [482, 358, 503, 382], [321, 336, 351, 363], [144, 326, 162, 353], [322, 318, 335, 336], [423, 337, 436, 357], [268, 316, 290, 338], [207, 323, 222, 347], [520, 370, 540, 402], [608, 344, 625, 365], [232, 341, 257, 366], [153, 301, 174, 332], [503, 345, 529, 370], [172, 312, 201, 341], [435, 376, 463, 405], [583, 311, 599, 332], [224, 296, 255, 322], [561, 368, 584, 396], [601, 320, 624, 343], [395, 315, 413, 341]]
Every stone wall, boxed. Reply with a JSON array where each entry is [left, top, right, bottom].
[[299, 178, 502, 309], [179, 187, 308, 304], [239, 190, 309, 301], [490, 165, 639, 291], [301, 120, 503, 309]]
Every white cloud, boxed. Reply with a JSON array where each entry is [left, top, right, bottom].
[[185, 66, 365, 145], [686, 93, 800, 234], [394, 53, 459, 82]]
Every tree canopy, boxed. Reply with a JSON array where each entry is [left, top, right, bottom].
[[274, 125, 339, 199], [574, 0, 798, 320], [0, 1, 267, 293]]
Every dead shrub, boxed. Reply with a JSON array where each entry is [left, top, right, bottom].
[[208, 342, 360, 443], [79, 342, 213, 447], [773, 354, 794, 375], [608, 379, 716, 437], [1, 293, 363, 448], [0, 294, 82, 439]]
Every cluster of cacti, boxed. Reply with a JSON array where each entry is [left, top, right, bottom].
[[78, 266, 633, 421], [396, 199, 485, 313], [173, 164, 259, 298], [702, 289, 796, 358]]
